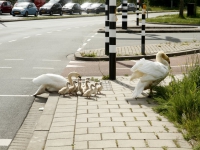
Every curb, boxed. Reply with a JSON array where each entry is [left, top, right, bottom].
[[74, 48, 200, 61]]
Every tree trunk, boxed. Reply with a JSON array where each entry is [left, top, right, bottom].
[[179, 0, 184, 18]]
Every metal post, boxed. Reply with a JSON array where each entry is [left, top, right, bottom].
[[141, 4, 146, 55], [122, 0, 127, 29], [105, 0, 109, 55], [136, 0, 139, 26], [109, 0, 116, 80]]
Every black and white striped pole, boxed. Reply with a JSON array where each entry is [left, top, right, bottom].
[[122, 0, 127, 29], [105, 0, 109, 55], [136, 0, 139, 26], [141, 3, 146, 55], [109, 0, 116, 80]]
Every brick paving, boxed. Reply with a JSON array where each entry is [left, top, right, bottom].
[[25, 75, 193, 150]]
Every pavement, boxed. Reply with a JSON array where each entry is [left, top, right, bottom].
[[6, 17, 200, 150]]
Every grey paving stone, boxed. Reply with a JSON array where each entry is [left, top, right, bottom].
[[140, 127, 166, 133], [54, 112, 76, 118], [35, 115, 53, 131], [75, 134, 101, 141], [76, 122, 99, 128], [156, 133, 184, 140], [89, 140, 117, 148], [88, 117, 111, 122], [42, 96, 59, 115], [77, 109, 87, 114], [49, 126, 74, 132], [114, 127, 140, 133], [104, 148, 133, 150], [122, 112, 144, 117], [45, 139, 73, 147], [74, 141, 87, 149], [117, 140, 146, 147], [111, 117, 135, 122], [88, 101, 108, 105], [129, 133, 158, 140], [53, 116, 75, 122], [47, 132, 74, 139], [126, 121, 151, 127], [76, 118, 87, 123], [44, 146, 73, 150], [110, 109, 131, 113], [102, 133, 129, 140], [88, 109, 109, 113], [56, 108, 76, 113], [99, 113, 121, 117], [77, 114, 98, 118], [88, 127, 113, 133], [100, 122, 125, 127], [98, 105, 119, 109], [51, 121, 75, 127], [147, 140, 176, 147], [78, 105, 98, 109]]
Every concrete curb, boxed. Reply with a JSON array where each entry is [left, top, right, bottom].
[[75, 48, 200, 61]]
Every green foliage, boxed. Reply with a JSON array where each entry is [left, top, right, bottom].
[[102, 75, 109, 80], [152, 55, 200, 147]]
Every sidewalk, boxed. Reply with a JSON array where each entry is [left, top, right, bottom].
[[24, 75, 193, 150]]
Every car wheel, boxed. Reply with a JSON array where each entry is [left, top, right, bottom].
[[0, 10, 2, 15], [79, 11, 82, 15], [60, 11, 63, 16], [39, 13, 42, 15], [70, 10, 73, 15], [96, 10, 99, 14], [12, 14, 15, 16], [87, 10, 89, 14], [35, 11, 38, 17], [49, 11, 53, 16], [24, 11, 28, 17]]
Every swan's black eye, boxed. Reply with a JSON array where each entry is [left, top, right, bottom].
[[78, 76, 81, 79]]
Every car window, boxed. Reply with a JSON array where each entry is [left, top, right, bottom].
[[7, 1, 11, 6], [3, 2, 7, 6]]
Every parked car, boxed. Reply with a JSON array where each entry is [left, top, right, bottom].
[[39, 2, 62, 15], [0, 1, 13, 14], [15, 0, 46, 10], [49, 0, 70, 6], [62, 2, 81, 15], [11, 2, 38, 16], [80, 2, 91, 12], [86, 3, 105, 14], [117, 3, 136, 12]]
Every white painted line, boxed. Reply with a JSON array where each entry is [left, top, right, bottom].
[[23, 36, 30, 39], [0, 95, 32, 97], [75, 27, 79, 28], [116, 68, 130, 69], [47, 32, 52, 33], [87, 39, 91, 42], [36, 34, 41, 36], [83, 43, 87, 46], [66, 28, 71, 30], [77, 48, 81, 51], [33, 67, 54, 69], [56, 30, 61, 32], [91, 36, 94, 37], [0, 67, 12, 69], [5, 59, 24, 61], [42, 59, 61, 62], [66, 65, 84, 67], [9, 40, 16, 42], [21, 77, 34, 80], [0, 139, 12, 146], [69, 61, 85, 63]]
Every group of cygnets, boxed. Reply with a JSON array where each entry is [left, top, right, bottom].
[[32, 72, 103, 99]]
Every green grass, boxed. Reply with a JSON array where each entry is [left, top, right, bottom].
[[146, 6, 200, 25], [152, 55, 200, 149]]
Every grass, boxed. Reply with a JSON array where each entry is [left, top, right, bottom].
[[80, 51, 97, 57], [146, 7, 200, 25], [152, 54, 200, 149]]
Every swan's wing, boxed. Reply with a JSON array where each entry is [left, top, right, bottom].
[[130, 59, 169, 81], [33, 74, 67, 87]]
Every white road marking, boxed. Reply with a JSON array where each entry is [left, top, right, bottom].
[[0, 95, 32, 97], [0, 139, 12, 146], [23, 36, 30, 39], [66, 65, 84, 67], [56, 30, 61, 32], [0, 67, 12, 69], [5, 59, 24, 61], [20, 77, 34, 80], [91, 36, 94, 37], [33, 67, 54, 69], [69, 61, 85, 63], [36, 34, 41, 36], [87, 39, 91, 42], [9, 40, 16, 42], [47, 32, 52, 33], [42, 59, 61, 62], [75, 27, 79, 28], [77, 48, 81, 51], [83, 43, 87, 46]]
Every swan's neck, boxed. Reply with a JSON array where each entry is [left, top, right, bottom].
[[157, 57, 169, 67], [68, 73, 77, 86]]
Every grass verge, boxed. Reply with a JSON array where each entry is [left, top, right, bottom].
[[152, 54, 200, 149]]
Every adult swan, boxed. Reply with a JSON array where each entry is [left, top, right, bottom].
[[130, 51, 170, 98], [33, 72, 81, 96]]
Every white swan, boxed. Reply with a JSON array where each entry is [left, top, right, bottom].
[[130, 51, 170, 98], [83, 80, 90, 93], [68, 81, 77, 95], [33, 72, 81, 96]]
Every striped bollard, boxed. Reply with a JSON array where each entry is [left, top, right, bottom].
[[109, 0, 116, 80], [136, 0, 139, 26], [122, 0, 127, 29], [141, 5, 146, 55], [105, 0, 109, 55]]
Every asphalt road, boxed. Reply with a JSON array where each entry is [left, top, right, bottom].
[[0, 12, 199, 150]]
